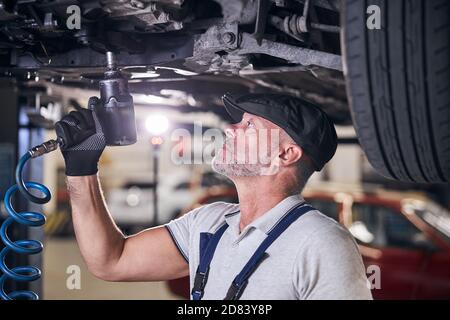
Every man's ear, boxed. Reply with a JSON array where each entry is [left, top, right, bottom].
[[279, 144, 303, 166]]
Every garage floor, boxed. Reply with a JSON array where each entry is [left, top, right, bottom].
[[43, 238, 181, 300]]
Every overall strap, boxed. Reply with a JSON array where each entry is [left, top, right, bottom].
[[224, 203, 314, 300], [191, 222, 228, 300]]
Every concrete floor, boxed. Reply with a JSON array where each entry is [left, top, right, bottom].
[[43, 238, 182, 300]]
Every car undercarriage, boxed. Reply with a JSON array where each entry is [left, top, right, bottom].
[[1, 0, 449, 183], [0, 0, 349, 123]]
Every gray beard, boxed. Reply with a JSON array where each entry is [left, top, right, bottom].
[[212, 138, 279, 177], [211, 156, 264, 177]]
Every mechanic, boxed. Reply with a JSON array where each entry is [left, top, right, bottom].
[[56, 93, 373, 300]]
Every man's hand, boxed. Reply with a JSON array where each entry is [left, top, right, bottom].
[[55, 107, 106, 176]]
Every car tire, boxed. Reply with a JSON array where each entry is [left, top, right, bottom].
[[341, 0, 450, 183]]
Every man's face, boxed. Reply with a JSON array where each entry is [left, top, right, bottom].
[[212, 112, 283, 177]]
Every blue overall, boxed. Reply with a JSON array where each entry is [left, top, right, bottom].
[[191, 202, 314, 300]]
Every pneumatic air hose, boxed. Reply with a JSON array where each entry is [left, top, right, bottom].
[[0, 139, 59, 300]]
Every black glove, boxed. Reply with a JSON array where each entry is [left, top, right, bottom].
[[55, 106, 106, 176]]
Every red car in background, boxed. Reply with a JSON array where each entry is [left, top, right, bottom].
[[167, 184, 450, 299], [303, 183, 450, 300]]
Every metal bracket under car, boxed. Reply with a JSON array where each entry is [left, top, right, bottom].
[[184, 23, 342, 74]]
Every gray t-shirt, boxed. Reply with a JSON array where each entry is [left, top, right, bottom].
[[165, 194, 373, 300]]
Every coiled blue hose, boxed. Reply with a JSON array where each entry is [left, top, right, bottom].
[[0, 152, 50, 300]]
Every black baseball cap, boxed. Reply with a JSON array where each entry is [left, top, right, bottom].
[[222, 93, 338, 171]]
